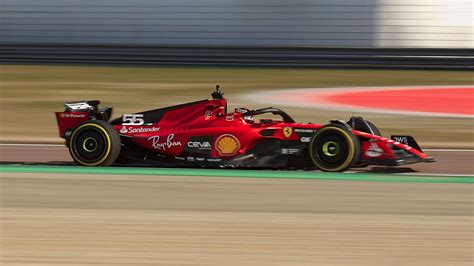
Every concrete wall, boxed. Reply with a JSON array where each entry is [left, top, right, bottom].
[[1, 0, 472, 48], [376, 0, 472, 48]]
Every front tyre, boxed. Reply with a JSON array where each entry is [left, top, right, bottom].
[[309, 124, 360, 172], [68, 120, 121, 166]]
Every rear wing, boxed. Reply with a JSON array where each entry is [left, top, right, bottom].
[[55, 100, 113, 138]]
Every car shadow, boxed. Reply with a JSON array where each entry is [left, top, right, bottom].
[[353, 167, 418, 174]]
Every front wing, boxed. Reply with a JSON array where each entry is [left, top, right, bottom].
[[356, 131, 435, 166]]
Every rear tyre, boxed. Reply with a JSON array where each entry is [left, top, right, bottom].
[[68, 120, 121, 166], [309, 124, 360, 172]]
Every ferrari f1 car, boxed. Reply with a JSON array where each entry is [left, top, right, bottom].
[[55, 86, 434, 172]]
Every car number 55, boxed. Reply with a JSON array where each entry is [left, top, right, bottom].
[[122, 114, 144, 125]]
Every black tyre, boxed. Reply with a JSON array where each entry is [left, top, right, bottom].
[[68, 120, 121, 166], [309, 124, 360, 172]]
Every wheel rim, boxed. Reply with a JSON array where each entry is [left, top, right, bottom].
[[72, 126, 109, 164], [321, 141, 340, 157], [82, 137, 98, 152], [314, 134, 349, 167], [310, 127, 355, 171]]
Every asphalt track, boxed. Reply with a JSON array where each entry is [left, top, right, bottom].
[[1, 144, 473, 265], [1, 144, 472, 175]]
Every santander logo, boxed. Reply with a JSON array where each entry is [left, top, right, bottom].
[[119, 126, 160, 134]]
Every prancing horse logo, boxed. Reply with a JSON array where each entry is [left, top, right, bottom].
[[283, 127, 292, 138]]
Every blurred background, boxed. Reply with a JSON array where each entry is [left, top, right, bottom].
[[2, 0, 473, 47], [0, 0, 474, 142], [0, 0, 473, 144], [1, 1, 473, 265]]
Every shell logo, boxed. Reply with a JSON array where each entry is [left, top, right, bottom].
[[215, 134, 240, 156]]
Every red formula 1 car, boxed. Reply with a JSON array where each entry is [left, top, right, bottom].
[[55, 86, 434, 172]]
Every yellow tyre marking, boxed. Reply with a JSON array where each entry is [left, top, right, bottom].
[[70, 123, 111, 166], [309, 127, 355, 172]]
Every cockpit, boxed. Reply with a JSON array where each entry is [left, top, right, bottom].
[[211, 85, 296, 124]]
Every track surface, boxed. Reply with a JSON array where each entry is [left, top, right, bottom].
[[2, 172, 473, 265], [1, 145, 473, 265], [0, 144, 472, 175]]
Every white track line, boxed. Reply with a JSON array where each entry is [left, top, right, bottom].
[[0, 143, 471, 177], [398, 173, 473, 177], [424, 149, 474, 152], [0, 143, 64, 147], [346, 170, 472, 177], [1, 144, 473, 152]]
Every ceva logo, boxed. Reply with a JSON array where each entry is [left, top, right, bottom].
[[187, 141, 211, 149]]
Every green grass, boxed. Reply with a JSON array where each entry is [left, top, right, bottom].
[[1, 165, 472, 183], [0, 64, 473, 146]]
